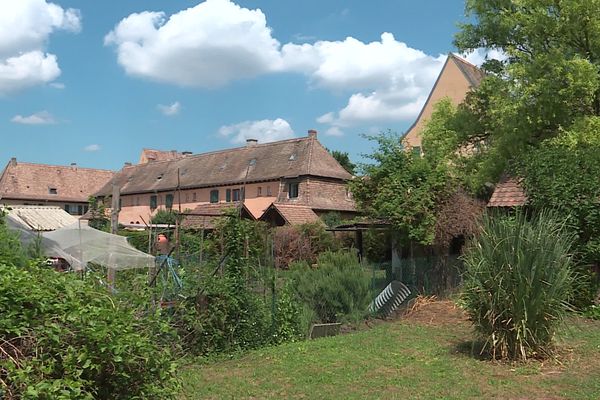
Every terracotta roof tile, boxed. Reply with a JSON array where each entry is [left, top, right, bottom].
[[268, 203, 322, 225], [97, 136, 352, 196], [488, 178, 527, 207], [0, 160, 114, 203]]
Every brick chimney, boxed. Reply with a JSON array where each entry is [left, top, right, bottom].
[[10, 157, 16, 167], [246, 138, 258, 147], [124, 162, 132, 167], [308, 129, 317, 139]]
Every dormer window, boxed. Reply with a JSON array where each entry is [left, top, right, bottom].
[[48, 187, 57, 195]]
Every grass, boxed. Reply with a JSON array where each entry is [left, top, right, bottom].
[[178, 302, 600, 400]]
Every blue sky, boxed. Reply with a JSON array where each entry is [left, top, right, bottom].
[[1, 0, 477, 170]]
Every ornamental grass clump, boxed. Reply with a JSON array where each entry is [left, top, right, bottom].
[[462, 211, 575, 361]]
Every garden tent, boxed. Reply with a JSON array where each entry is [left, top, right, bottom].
[[41, 222, 155, 271]]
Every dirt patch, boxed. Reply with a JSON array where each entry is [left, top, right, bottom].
[[401, 297, 469, 326]]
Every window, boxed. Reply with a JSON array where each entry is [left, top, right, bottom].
[[64, 204, 70, 213], [257, 186, 262, 197], [150, 195, 157, 209], [78, 205, 84, 215], [48, 187, 57, 195], [288, 182, 299, 199], [266, 186, 272, 196], [226, 189, 231, 202], [166, 194, 174, 210], [232, 189, 241, 202], [192, 192, 197, 202], [210, 190, 219, 203]]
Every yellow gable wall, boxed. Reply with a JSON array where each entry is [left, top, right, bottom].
[[403, 57, 474, 149]]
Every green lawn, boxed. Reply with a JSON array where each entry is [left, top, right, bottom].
[[179, 303, 600, 399]]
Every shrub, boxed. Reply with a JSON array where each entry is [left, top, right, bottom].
[[274, 222, 340, 268], [461, 211, 575, 360], [288, 250, 371, 323], [0, 212, 27, 267], [0, 263, 178, 399], [271, 284, 303, 344]]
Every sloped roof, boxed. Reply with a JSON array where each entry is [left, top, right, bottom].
[[0, 160, 114, 203], [139, 149, 183, 164], [264, 203, 322, 225], [244, 197, 277, 219], [2, 205, 77, 231], [97, 135, 352, 196], [488, 178, 527, 207], [449, 53, 485, 87]]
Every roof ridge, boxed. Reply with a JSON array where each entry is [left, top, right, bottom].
[[8, 161, 114, 173], [131, 136, 313, 167], [448, 52, 480, 69]]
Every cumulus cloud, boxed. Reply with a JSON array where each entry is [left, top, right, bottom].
[[104, 1, 460, 132], [219, 118, 294, 144], [84, 144, 101, 152], [0, 0, 81, 94], [157, 101, 181, 116], [11, 111, 56, 125], [104, 0, 282, 87]]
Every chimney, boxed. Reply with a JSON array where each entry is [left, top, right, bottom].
[[124, 162, 132, 167], [70, 162, 77, 170], [182, 151, 193, 156], [308, 129, 317, 139], [246, 138, 258, 147], [10, 157, 17, 167]]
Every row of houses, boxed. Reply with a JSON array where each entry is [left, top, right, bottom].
[[1, 53, 522, 228]]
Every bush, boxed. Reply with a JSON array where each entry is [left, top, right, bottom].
[[274, 222, 340, 268], [0, 263, 178, 399], [171, 276, 271, 355], [462, 211, 575, 360], [288, 250, 371, 323]]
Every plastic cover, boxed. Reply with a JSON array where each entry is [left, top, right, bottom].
[[7, 216, 154, 271]]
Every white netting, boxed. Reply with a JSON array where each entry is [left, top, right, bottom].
[[42, 223, 154, 271], [6, 215, 154, 271]]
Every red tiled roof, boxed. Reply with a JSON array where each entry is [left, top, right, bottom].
[[488, 178, 527, 207], [267, 203, 322, 225], [0, 160, 114, 203], [97, 135, 352, 196]]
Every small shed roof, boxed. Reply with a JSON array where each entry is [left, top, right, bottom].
[[2, 205, 77, 231], [263, 203, 322, 225], [488, 178, 527, 207]]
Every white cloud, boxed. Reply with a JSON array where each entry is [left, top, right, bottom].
[[462, 48, 507, 67], [0, 0, 81, 94], [325, 126, 344, 137], [11, 110, 56, 125], [49, 82, 65, 89], [104, 1, 452, 130], [84, 144, 101, 152], [157, 101, 181, 116], [219, 118, 294, 144], [105, 0, 282, 87]]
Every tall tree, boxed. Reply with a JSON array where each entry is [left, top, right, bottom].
[[328, 149, 356, 175]]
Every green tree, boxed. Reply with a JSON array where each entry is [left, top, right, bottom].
[[351, 131, 452, 245], [424, 0, 600, 193], [328, 149, 356, 175]]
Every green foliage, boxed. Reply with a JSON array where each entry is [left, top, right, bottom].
[[351, 131, 452, 245], [288, 251, 371, 323], [172, 276, 271, 355], [462, 211, 575, 360], [0, 263, 178, 399], [271, 284, 304, 344], [87, 196, 110, 232], [582, 304, 600, 320], [0, 212, 27, 267], [321, 211, 342, 228], [327, 149, 356, 175], [274, 222, 340, 268], [518, 117, 600, 266], [150, 209, 180, 225]]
